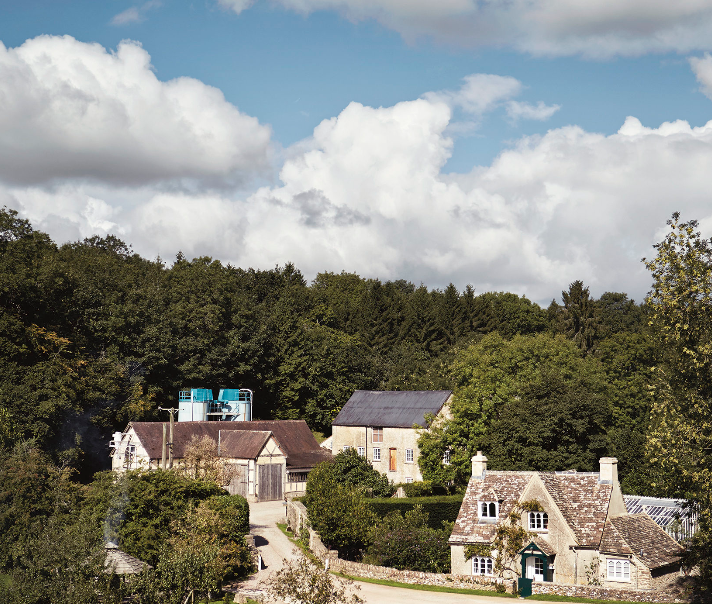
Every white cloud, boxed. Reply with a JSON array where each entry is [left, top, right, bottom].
[[690, 53, 712, 100], [0, 35, 272, 186], [222, 0, 712, 57], [425, 74, 522, 115], [217, 0, 256, 14], [506, 101, 561, 122], [111, 1, 162, 25], [111, 7, 142, 25]]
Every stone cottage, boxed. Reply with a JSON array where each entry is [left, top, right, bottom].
[[331, 390, 452, 484], [450, 452, 683, 591]]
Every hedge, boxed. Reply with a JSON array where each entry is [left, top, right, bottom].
[[365, 495, 464, 529]]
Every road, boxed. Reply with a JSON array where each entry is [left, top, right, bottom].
[[237, 500, 546, 604]]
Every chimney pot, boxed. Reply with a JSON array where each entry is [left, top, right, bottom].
[[599, 457, 618, 485], [472, 451, 488, 480]]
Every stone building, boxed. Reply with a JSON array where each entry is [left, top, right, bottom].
[[450, 452, 683, 591], [111, 419, 331, 501], [331, 390, 452, 484]]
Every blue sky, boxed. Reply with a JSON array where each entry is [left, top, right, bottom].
[[2, 0, 712, 303]]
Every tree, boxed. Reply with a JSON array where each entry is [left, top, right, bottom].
[[265, 553, 362, 604], [364, 505, 450, 572], [179, 435, 237, 486], [304, 461, 376, 556], [330, 448, 394, 498], [559, 280, 599, 355], [644, 213, 712, 590], [418, 332, 610, 484]]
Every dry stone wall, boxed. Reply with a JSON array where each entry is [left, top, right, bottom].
[[531, 581, 689, 602]]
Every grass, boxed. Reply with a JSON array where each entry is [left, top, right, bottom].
[[334, 572, 516, 598], [528, 596, 671, 604]]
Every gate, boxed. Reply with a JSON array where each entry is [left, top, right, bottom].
[[258, 464, 283, 501], [518, 577, 533, 597]]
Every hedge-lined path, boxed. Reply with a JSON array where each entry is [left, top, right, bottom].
[[236, 499, 297, 595]]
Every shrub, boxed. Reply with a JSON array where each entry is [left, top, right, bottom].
[[331, 448, 395, 497], [366, 494, 464, 530], [364, 505, 450, 573]]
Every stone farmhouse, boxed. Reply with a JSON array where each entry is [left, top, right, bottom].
[[450, 452, 683, 592], [111, 420, 331, 501], [331, 390, 452, 484]]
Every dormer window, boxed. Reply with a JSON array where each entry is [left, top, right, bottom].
[[479, 501, 498, 518], [528, 512, 548, 531]]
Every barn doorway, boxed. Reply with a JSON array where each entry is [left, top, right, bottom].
[[258, 464, 283, 501]]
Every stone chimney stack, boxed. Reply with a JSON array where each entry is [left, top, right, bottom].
[[472, 451, 487, 480], [599, 457, 618, 485]]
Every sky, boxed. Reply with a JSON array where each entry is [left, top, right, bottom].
[[2, 1, 712, 304]]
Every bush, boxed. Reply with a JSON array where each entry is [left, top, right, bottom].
[[331, 448, 395, 497], [364, 506, 450, 573], [366, 494, 464, 530], [201, 494, 250, 538], [304, 462, 376, 557]]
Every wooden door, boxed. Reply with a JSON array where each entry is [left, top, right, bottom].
[[389, 448, 397, 472], [258, 464, 283, 501], [227, 465, 247, 497]]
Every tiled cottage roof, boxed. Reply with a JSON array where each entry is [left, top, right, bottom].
[[218, 430, 274, 459], [600, 518, 634, 557], [539, 473, 612, 546], [333, 390, 452, 428], [130, 420, 331, 469], [607, 514, 683, 569], [450, 470, 612, 547], [449, 471, 533, 544]]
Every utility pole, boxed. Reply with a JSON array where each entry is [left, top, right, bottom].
[[161, 423, 167, 470], [158, 407, 178, 469]]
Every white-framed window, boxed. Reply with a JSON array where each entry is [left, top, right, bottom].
[[357, 446, 365, 457], [405, 448, 414, 463], [479, 501, 498, 519], [528, 512, 548, 531], [373, 447, 381, 461], [607, 559, 631, 582], [343, 445, 350, 452], [443, 449, 451, 465], [372, 427, 383, 443], [406, 477, 413, 483], [472, 556, 493, 576]]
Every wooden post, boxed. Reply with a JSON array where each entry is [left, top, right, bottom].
[[169, 410, 174, 469], [161, 423, 167, 470]]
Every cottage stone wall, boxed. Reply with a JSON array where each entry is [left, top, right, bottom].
[[530, 580, 688, 602]]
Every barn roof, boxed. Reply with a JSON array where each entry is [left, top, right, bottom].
[[219, 430, 275, 459], [105, 544, 151, 574], [332, 390, 452, 428], [129, 420, 331, 469]]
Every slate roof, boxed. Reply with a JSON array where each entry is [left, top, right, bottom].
[[449, 471, 533, 544], [332, 390, 452, 428], [539, 473, 612, 547], [602, 514, 684, 569], [105, 544, 151, 574], [129, 420, 331, 470], [450, 470, 611, 547]]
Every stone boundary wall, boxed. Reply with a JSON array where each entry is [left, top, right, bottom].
[[531, 581, 688, 603], [329, 558, 513, 593]]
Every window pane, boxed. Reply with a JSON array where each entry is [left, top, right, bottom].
[[489, 502, 496, 517], [373, 448, 380, 461], [542, 513, 548, 529], [373, 428, 383, 443], [482, 503, 488, 516]]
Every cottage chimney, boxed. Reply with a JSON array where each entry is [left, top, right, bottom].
[[599, 457, 618, 484], [472, 451, 487, 480]]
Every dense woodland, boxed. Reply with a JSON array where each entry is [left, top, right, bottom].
[[0, 207, 657, 489]]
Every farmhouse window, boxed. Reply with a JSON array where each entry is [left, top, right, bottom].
[[373, 447, 381, 461], [406, 477, 413, 483], [406, 449, 414, 463], [343, 445, 350, 452], [372, 427, 383, 443], [479, 501, 498, 518], [528, 512, 548, 531], [357, 446, 365, 457], [472, 556, 493, 576], [607, 559, 630, 581], [389, 448, 397, 471], [443, 450, 451, 465]]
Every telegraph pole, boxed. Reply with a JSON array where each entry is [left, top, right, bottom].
[[158, 407, 178, 469]]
